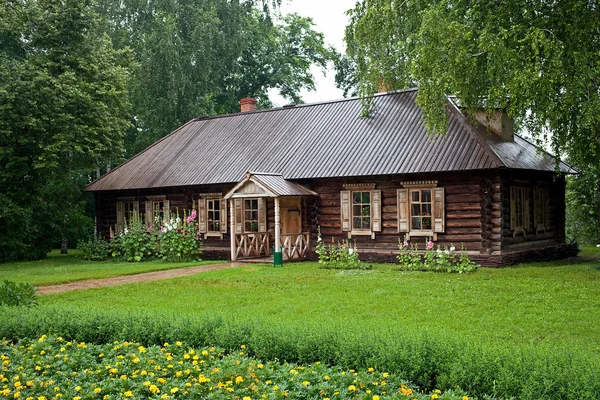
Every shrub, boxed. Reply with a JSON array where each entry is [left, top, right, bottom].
[[315, 226, 368, 269], [398, 238, 478, 273], [0, 306, 598, 400], [156, 210, 202, 262], [109, 212, 156, 261], [0, 280, 37, 307], [77, 237, 109, 261]]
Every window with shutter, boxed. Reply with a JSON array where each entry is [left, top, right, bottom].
[[510, 186, 528, 238], [397, 184, 445, 240], [197, 195, 228, 238], [340, 188, 382, 238], [116, 201, 139, 232], [533, 187, 549, 235], [243, 198, 266, 232]]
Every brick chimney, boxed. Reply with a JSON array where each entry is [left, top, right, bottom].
[[239, 97, 257, 113], [473, 109, 514, 141]]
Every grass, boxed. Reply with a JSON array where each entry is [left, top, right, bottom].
[[38, 245, 600, 353], [0, 249, 225, 286]]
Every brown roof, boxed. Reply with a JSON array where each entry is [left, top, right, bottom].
[[86, 89, 574, 191]]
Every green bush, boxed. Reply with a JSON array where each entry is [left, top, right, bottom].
[[77, 237, 109, 260], [0, 306, 598, 400], [315, 226, 370, 269], [0, 280, 37, 307], [397, 238, 478, 273]]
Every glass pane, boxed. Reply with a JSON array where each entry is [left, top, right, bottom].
[[245, 200, 251, 209], [252, 199, 258, 209], [362, 192, 370, 204], [245, 222, 251, 231], [362, 217, 370, 229], [412, 204, 421, 216], [245, 211, 252, 220], [422, 190, 431, 203], [214, 200, 220, 208], [423, 217, 431, 230], [412, 217, 421, 230], [362, 205, 370, 217], [412, 191, 419, 202], [251, 211, 258, 221], [423, 204, 432, 216], [214, 210, 220, 220], [353, 205, 362, 217], [353, 217, 361, 228], [353, 192, 361, 204]]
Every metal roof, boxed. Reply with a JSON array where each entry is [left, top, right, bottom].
[[86, 89, 574, 192], [224, 172, 318, 199]]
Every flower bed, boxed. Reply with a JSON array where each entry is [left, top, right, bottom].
[[0, 335, 472, 400]]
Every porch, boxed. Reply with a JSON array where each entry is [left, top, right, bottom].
[[224, 172, 317, 262]]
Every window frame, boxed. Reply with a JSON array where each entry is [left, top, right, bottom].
[[397, 184, 445, 240], [244, 198, 260, 233], [351, 190, 372, 232], [341, 188, 381, 239], [510, 186, 529, 238], [409, 188, 433, 233]]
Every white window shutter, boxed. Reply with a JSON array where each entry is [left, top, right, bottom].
[[116, 202, 124, 232], [371, 190, 382, 232], [197, 198, 207, 233], [145, 201, 153, 226], [340, 190, 351, 231], [433, 187, 445, 233], [234, 198, 243, 234], [397, 189, 408, 232], [220, 199, 228, 233], [258, 198, 267, 232]]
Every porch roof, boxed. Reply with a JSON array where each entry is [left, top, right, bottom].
[[224, 172, 318, 199]]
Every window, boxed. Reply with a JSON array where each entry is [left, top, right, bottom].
[[245, 199, 260, 232], [116, 200, 139, 231], [397, 186, 444, 239], [340, 189, 381, 237], [197, 196, 227, 237], [410, 189, 432, 231], [352, 191, 371, 230], [510, 186, 529, 237], [207, 199, 221, 232], [533, 187, 549, 234], [144, 198, 170, 227]]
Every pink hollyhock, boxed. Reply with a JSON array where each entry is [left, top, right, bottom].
[[148, 226, 154, 233], [403, 240, 409, 247], [426, 240, 434, 250]]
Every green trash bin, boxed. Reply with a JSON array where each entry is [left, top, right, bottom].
[[273, 246, 284, 267]]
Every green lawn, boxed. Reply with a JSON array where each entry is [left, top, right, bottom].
[[39, 246, 600, 353], [0, 249, 225, 286]]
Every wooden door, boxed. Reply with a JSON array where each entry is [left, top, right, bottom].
[[280, 197, 302, 234]]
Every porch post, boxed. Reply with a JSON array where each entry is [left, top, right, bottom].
[[274, 196, 281, 252], [230, 199, 236, 261]]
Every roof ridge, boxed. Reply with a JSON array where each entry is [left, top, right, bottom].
[[193, 88, 420, 122]]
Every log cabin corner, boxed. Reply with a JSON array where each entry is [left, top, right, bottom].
[[86, 89, 578, 266]]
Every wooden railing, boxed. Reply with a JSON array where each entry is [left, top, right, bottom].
[[235, 233, 269, 258], [281, 233, 310, 260]]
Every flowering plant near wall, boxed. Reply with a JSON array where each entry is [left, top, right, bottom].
[[109, 209, 202, 262], [397, 237, 478, 273], [315, 226, 367, 269], [157, 209, 202, 262], [109, 212, 156, 262]]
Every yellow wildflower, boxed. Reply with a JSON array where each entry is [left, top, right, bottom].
[[432, 394, 439, 399], [235, 376, 244, 384], [124, 391, 133, 397], [93, 388, 101, 394], [243, 397, 251, 400], [149, 384, 160, 394], [302, 381, 310, 386], [348, 385, 357, 391], [170, 388, 179, 394], [373, 396, 380, 400]]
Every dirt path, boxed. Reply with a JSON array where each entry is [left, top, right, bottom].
[[36, 262, 243, 295]]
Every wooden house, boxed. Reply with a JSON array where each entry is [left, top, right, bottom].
[[86, 89, 577, 266]]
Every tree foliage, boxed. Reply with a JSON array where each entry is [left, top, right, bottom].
[[0, 0, 131, 261], [345, 0, 600, 242], [345, 0, 600, 156], [95, 0, 336, 154]]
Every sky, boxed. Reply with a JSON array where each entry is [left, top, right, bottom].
[[268, 0, 357, 106]]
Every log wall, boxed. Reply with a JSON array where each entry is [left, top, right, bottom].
[[93, 170, 571, 266]]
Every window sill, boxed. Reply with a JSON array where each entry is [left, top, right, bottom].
[[348, 230, 376, 240], [205, 232, 223, 239], [404, 231, 437, 241]]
